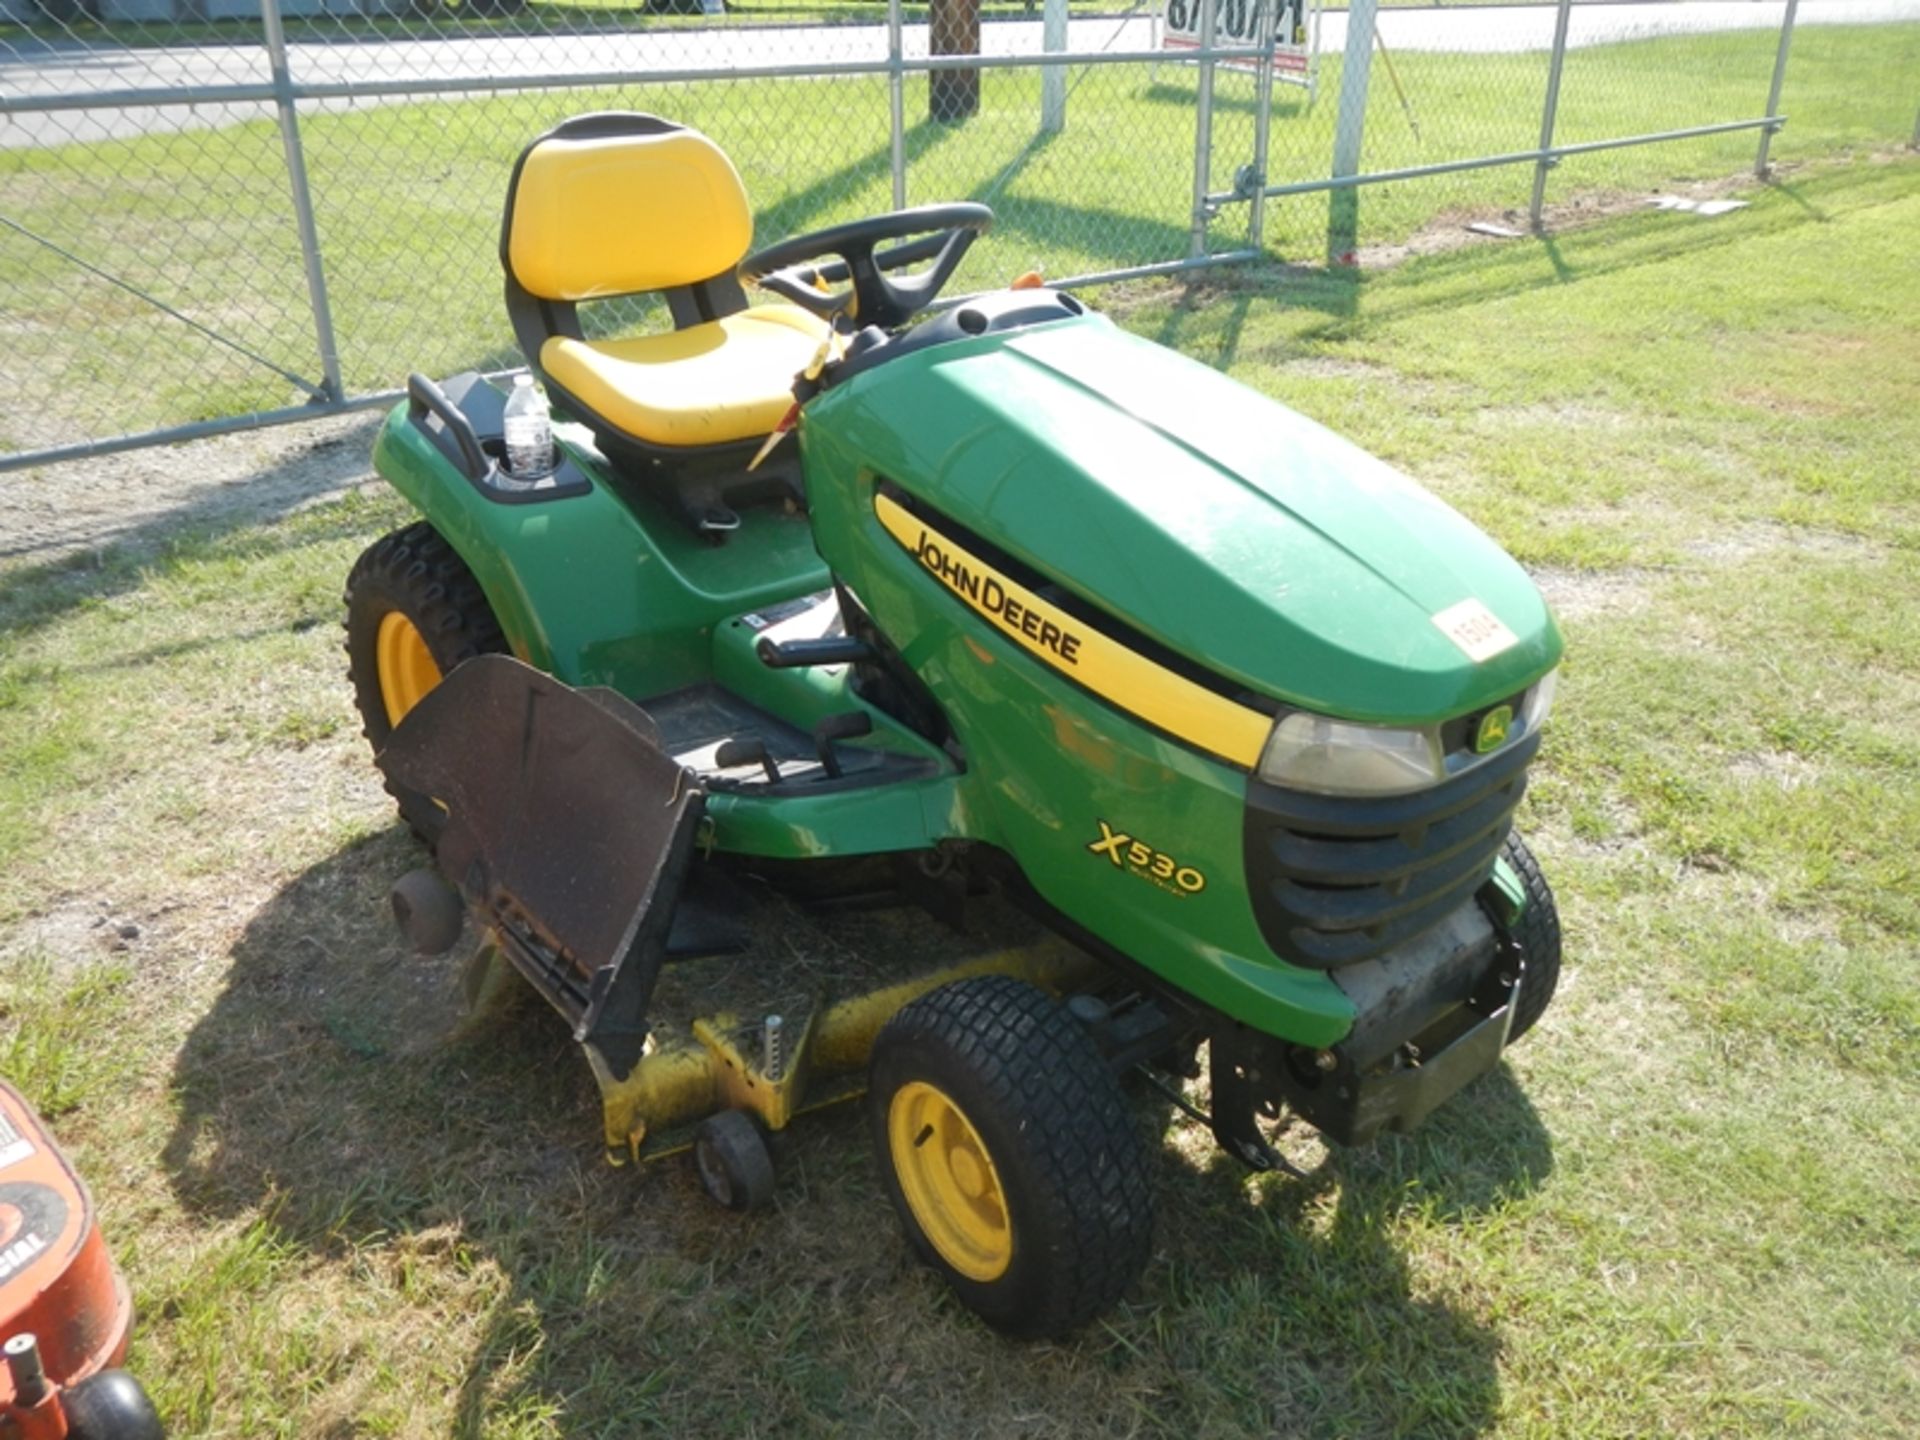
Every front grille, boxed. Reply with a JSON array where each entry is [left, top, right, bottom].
[[1243, 729, 1539, 969]]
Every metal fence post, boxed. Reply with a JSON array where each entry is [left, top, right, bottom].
[[260, 0, 342, 405], [1327, 0, 1379, 263], [1529, 0, 1573, 229], [1041, 0, 1069, 134], [888, 0, 908, 207], [1755, 0, 1799, 176], [1247, 0, 1277, 250], [1188, 0, 1220, 258]]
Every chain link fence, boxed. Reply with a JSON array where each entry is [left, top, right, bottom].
[[3, 0, 1916, 468]]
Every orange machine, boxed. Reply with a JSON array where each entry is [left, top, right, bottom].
[[0, 1082, 160, 1440]]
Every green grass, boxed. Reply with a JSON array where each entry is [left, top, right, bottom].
[[2, 151, 1917, 1437], [2, 22, 1914, 448]]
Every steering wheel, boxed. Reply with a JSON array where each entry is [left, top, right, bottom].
[[739, 203, 994, 330]]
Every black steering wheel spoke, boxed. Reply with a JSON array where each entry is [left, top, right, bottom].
[[739, 203, 994, 330]]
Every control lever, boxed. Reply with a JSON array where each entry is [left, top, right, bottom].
[[755, 635, 875, 669], [714, 735, 782, 783], [812, 712, 874, 779]]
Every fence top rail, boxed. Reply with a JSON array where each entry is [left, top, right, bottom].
[[1, 40, 1276, 115]]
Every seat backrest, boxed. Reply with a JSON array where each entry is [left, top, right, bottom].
[[502, 113, 752, 302]]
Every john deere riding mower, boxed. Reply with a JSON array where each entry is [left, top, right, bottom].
[[344, 113, 1564, 1336]]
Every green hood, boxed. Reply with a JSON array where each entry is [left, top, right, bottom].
[[809, 313, 1562, 725]]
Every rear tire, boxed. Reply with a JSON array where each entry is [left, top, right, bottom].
[[344, 522, 505, 842], [1501, 832, 1561, 1043], [868, 975, 1154, 1338]]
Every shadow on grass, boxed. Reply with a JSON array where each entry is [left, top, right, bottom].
[[160, 829, 612, 1434], [162, 828, 1546, 1434], [753, 118, 957, 243], [0, 414, 384, 640], [1137, 1061, 1546, 1434], [1764, 177, 1833, 222], [1141, 80, 1309, 123], [1313, 157, 1909, 332], [1128, 156, 1908, 366]]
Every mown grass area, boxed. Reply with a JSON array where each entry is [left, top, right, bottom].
[[3, 151, 1917, 1438], [2, 21, 1915, 450]]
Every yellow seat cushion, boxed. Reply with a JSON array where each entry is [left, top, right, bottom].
[[542, 306, 825, 449], [508, 128, 753, 301]]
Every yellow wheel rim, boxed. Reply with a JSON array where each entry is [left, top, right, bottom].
[[375, 610, 443, 728], [888, 1081, 1012, 1283]]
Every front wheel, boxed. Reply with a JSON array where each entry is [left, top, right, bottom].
[[344, 522, 505, 841], [868, 975, 1154, 1338], [1502, 831, 1562, 1043]]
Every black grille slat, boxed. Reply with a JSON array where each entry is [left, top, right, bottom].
[[1282, 871, 1500, 968], [1244, 729, 1542, 969], [1264, 775, 1526, 887], [1271, 821, 1517, 930]]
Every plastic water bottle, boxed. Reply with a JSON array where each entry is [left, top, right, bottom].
[[502, 374, 553, 478]]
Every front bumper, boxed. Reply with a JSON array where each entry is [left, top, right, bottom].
[[1267, 894, 1522, 1145], [1290, 982, 1516, 1146]]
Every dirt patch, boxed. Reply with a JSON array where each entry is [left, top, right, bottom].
[[1347, 150, 1908, 272], [1341, 177, 1751, 271], [1281, 354, 1400, 383], [1727, 750, 1822, 792], [1529, 565, 1659, 622], [1531, 520, 1890, 624], [1684, 521, 1886, 564], [1729, 385, 1856, 419], [1478, 399, 1637, 432], [0, 410, 383, 570], [0, 896, 137, 972], [1548, 793, 1653, 865]]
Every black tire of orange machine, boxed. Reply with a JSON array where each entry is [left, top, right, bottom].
[[61, 1370, 165, 1440]]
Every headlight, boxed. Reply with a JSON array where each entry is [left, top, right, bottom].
[[1257, 669, 1558, 797], [1256, 713, 1444, 796], [1521, 668, 1557, 734]]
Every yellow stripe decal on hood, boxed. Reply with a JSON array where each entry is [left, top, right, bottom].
[[874, 491, 1271, 768]]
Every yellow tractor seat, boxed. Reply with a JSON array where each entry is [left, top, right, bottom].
[[501, 112, 827, 483], [539, 306, 822, 450]]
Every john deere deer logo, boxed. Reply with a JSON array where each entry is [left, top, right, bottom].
[[1474, 704, 1513, 755]]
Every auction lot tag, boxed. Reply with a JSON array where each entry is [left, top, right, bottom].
[[1433, 598, 1519, 663]]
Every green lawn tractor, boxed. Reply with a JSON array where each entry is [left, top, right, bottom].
[[344, 112, 1565, 1337]]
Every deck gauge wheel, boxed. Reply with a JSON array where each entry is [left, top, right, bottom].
[[694, 1110, 776, 1213]]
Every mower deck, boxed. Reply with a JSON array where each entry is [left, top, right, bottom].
[[466, 881, 1100, 1163]]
